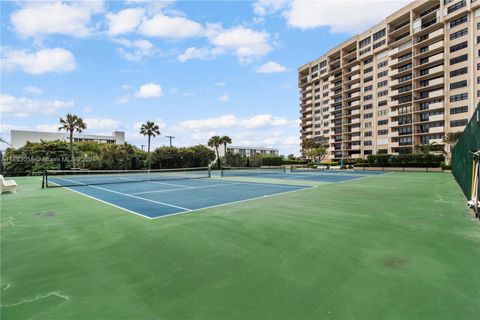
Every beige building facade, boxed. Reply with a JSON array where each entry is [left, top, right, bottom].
[[299, 0, 480, 160]]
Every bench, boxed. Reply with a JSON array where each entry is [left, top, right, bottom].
[[0, 175, 17, 194]]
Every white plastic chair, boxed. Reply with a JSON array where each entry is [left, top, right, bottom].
[[0, 175, 17, 194]]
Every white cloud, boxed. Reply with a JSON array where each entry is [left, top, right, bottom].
[[0, 124, 28, 134], [0, 94, 74, 117], [256, 61, 286, 73], [106, 8, 145, 36], [177, 114, 295, 130], [114, 38, 157, 62], [253, 0, 290, 17], [116, 95, 130, 104], [135, 83, 163, 98], [213, 81, 226, 87], [138, 14, 204, 39], [10, 1, 104, 38], [286, 0, 410, 34], [177, 47, 224, 62], [23, 86, 43, 95], [35, 124, 60, 132], [218, 94, 229, 102], [209, 26, 272, 63], [84, 118, 120, 131], [1, 48, 76, 75]]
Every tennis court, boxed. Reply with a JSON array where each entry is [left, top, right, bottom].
[[44, 168, 313, 218], [219, 166, 385, 183]]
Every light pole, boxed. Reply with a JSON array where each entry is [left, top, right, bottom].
[[166, 136, 175, 147]]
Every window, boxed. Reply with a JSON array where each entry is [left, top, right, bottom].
[[447, 0, 466, 14], [363, 113, 373, 119], [364, 85, 373, 92], [378, 119, 388, 125], [378, 80, 388, 88], [450, 106, 468, 114], [450, 67, 468, 77], [450, 15, 468, 28], [377, 90, 388, 97], [364, 94, 373, 101], [364, 131, 372, 137], [364, 76, 373, 82], [378, 100, 387, 107], [373, 28, 386, 41], [450, 54, 468, 65], [450, 28, 468, 40], [377, 110, 389, 117], [373, 40, 386, 49], [364, 141, 372, 146], [450, 41, 468, 53], [377, 61, 388, 68], [378, 129, 388, 135], [450, 93, 468, 102], [363, 103, 373, 110], [450, 119, 468, 127], [450, 80, 467, 90], [364, 66, 373, 73], [365, 122, 372, 128], [363, 57, 373, 64], [359, 37, 371, 48], [377, 70, 388, 78]]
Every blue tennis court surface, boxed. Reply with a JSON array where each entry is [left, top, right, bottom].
[[48, 177, 313, 219], [46, 168, 381, 219]]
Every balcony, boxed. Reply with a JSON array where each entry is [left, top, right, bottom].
[[415, 89, 444, 101], [390, 121, 399, 127], [389, 131, 399, 137], [415, 40, 444, 58], [415, 64, 444, 79], [389, 41, 412, 58], [415, 52, 444, 67], [351, 127, 361, 133], [429, 126, 444, 134], [390, 142, 400, 148], [417, 77, 444, 89], [416, 28, 443, 46], [351, 118, 361, 124], [429, 113, 444, 122]]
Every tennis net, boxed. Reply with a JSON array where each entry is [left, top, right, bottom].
[[43, 167, 211, 188], [290, 166, 327, 173], [221, 166, 285, 177]]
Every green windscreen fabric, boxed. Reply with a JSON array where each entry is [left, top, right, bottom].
[[452, 104, 480, 199]]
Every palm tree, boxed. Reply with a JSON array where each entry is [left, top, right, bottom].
[[140, 121, 161, 170], [443, 131, 462, 164], [208, 136, 222, 168], [58, 113, 86, 169], [219, 136, 232, 155]]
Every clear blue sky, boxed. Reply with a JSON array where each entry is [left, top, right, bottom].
[[0, 0, 409, 155]]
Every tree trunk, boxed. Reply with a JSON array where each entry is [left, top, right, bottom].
[[70, 130, 75, 169], [215, 146, 220, 168], [147, 135, 151, 171]]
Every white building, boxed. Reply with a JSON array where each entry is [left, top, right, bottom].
[[218, 145, 279, 157], [10, 130, 125, 149]]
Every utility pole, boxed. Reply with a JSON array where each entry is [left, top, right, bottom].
[[140, 144, 145, 151], [166, 136, 175, 147]]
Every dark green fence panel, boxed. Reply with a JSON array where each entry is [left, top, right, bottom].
[[452, 104, 480, 199]]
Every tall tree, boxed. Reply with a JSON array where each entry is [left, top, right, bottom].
[[208, 135, 222, 168], [140, 121, 161, 170], [443, 131, 462, 164], [58, 113, 86, 169], [306, 146, 327, 164], [219, 136, 232, 155]]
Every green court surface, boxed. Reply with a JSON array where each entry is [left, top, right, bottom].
[[1, 173, 479, 319]]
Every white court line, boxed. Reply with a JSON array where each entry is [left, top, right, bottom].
[[214, 179, 310, 189], [53, 177, 192, 211], [150, 185, 317, 219], [130, 182, 241, 195], [51, 183, 153, 219], [119, 177, 192, 188]]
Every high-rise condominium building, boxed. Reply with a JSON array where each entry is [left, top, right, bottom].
[[299, 0, 480, 161]]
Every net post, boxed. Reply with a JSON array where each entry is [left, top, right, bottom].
[[283, 166, 286, 173], [208, 167, 211, 178], [221, 168, 224, 177], [42, 170, 46, 189]]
